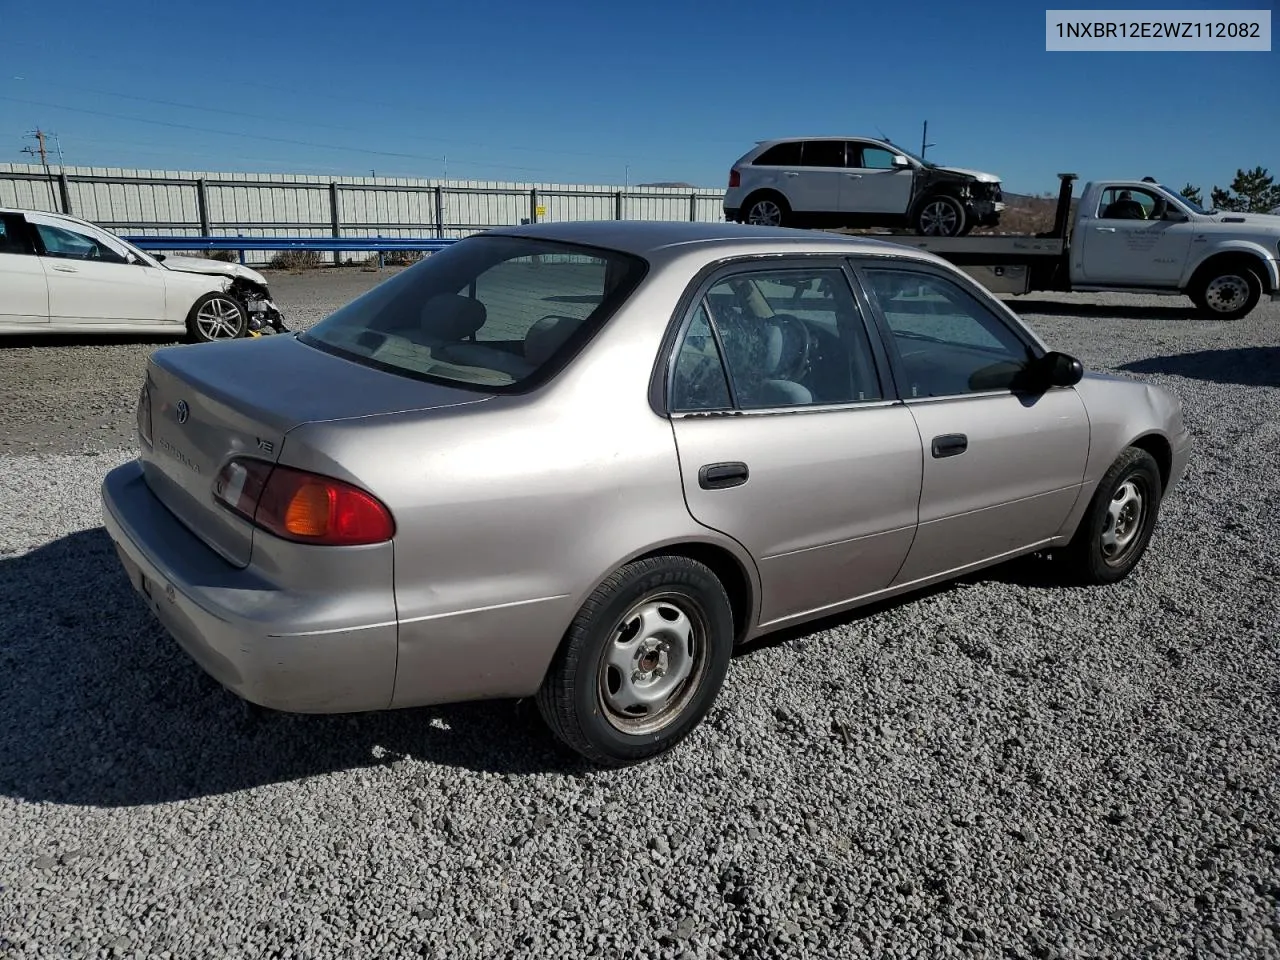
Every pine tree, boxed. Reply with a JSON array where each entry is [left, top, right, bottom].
[[1209, 167, 1280, 213]]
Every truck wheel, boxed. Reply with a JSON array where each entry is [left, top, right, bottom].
[[743, 192, 791, 227], [913, 195, 966, 236], [1190, 265, 1262, 321]]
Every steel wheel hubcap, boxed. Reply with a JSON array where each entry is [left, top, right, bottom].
[[748, 201, 782, 225], [1101, 478, 1146, 564], [196, 298, 243, 339], [1204, 275, 1248, 313], [597, 593, 706, 735], [920, 201, 958, 235]]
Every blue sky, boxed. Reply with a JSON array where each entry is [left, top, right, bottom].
[[0, 0, 1274, 195]]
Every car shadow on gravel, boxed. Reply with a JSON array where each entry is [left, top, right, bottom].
[[0, 333, 182, 349], [1003, 298, 1197, 321], [736, 554, 1064, 657], [1120, 347, 1280, 388], [0, 528, 593, 808]]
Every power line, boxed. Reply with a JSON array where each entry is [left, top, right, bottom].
[[0, 94, 568, 177], [21, 78, 651, 165]]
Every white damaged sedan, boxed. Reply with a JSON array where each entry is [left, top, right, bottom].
[[0, 207, 286, 341]]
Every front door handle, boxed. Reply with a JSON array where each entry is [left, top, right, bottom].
[[846, 173, 863, 179], [783, 171, 800, 177], [698, 461, 749, 490], [52, 264, 79, 273], [931, 434, 968, 458], [1095, 226, 1117, 233]]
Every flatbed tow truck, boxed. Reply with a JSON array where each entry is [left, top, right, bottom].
[[831, 173, 1280, 321]]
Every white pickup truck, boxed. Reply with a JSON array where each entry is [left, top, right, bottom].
[[883, 174, 1280, 321]]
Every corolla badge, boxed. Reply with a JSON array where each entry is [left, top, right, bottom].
[[175, 400, 189, 424]]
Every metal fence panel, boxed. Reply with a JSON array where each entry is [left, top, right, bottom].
[[0, 163, 728, 263]]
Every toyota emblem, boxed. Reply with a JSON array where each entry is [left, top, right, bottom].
[[175, 400, 189, 424]]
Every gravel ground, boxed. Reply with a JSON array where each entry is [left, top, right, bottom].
[[1, 269, 1278, 959]]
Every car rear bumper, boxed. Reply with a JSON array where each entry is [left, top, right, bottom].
[[101, 459, 398, 713]]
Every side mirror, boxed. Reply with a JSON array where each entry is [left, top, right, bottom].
[[1162, 208, 1188, 222], [1038, 350, 1084, 387], [891, 154, 910, 168], [152, 252, 166, 262]]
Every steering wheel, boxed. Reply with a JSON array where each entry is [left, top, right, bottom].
[[767, 312, 814, 382]]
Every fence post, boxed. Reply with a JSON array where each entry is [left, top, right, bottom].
[[689, 192, 697, 222], [615, 190, 623, 220], [237, 234, 245, 266], [57, 173, 72, 215], [196, 178, 211, 236], [329, 181, 341, 267], [434, 185, 445, 238], [530, 188, 539, 224]]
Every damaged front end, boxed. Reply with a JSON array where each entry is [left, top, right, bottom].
[[229, 278, 288, 337]]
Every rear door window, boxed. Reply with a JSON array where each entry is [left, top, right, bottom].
[[799, 141, 846, 168]]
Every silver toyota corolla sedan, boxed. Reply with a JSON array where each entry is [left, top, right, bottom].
[[101, 220, 1191, 766]]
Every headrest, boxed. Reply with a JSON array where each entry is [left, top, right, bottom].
[[524, 315, 580, 366], [420, 294, 486, 340]]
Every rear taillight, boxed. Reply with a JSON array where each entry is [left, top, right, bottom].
[[728, 169, 741, 188], [213, 458, 395, 546], [137, 381, 152, 446]]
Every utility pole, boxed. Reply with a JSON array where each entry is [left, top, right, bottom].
[[21, 127, 61, 212], [919, 120, 936, 161]]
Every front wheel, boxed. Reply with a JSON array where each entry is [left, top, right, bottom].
[[1190, 265, 1262, 321], [535, 556, 735, 766], [1057, 447, 1163, 585], [912, 195, 967, 236], [187, 292, 248, 343]]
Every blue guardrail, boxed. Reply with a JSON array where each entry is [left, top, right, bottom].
[[122, 235, 458, 252]]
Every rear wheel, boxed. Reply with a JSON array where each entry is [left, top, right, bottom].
[[913, 194, 967, 236], [1189, 263, 1262, 321], [1057, 447, 1163, 585], [743, 192, 791, 227], [187, 292, 248, 343], [535, 556, 734, 766]]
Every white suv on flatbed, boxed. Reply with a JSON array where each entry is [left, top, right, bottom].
[[723, 136, 1005, 237]]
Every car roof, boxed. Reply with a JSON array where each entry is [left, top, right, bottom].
[[487, 219, 944, 262]]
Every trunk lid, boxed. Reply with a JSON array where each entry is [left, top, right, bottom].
[[141, 333, 491, 567]]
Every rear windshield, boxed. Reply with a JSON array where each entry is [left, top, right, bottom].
[[300, 235, 647, 392]]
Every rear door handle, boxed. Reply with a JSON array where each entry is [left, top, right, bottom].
[[698, 461, 749, 490], [52, 264, 78, 273], [1095, 227, 1116, 233], [783, 171, 800, 177], [931, 434, 968, 458], [846, 173, 863, 179]]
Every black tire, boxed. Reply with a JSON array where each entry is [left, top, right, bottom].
[[742, 192, 791, 228], [186, 292, 248, 343], [1058, 447, 1163, 585], [1189, 263, 1262, 321], [912, 194, 967, 237], [535, 555, 735, 766]]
